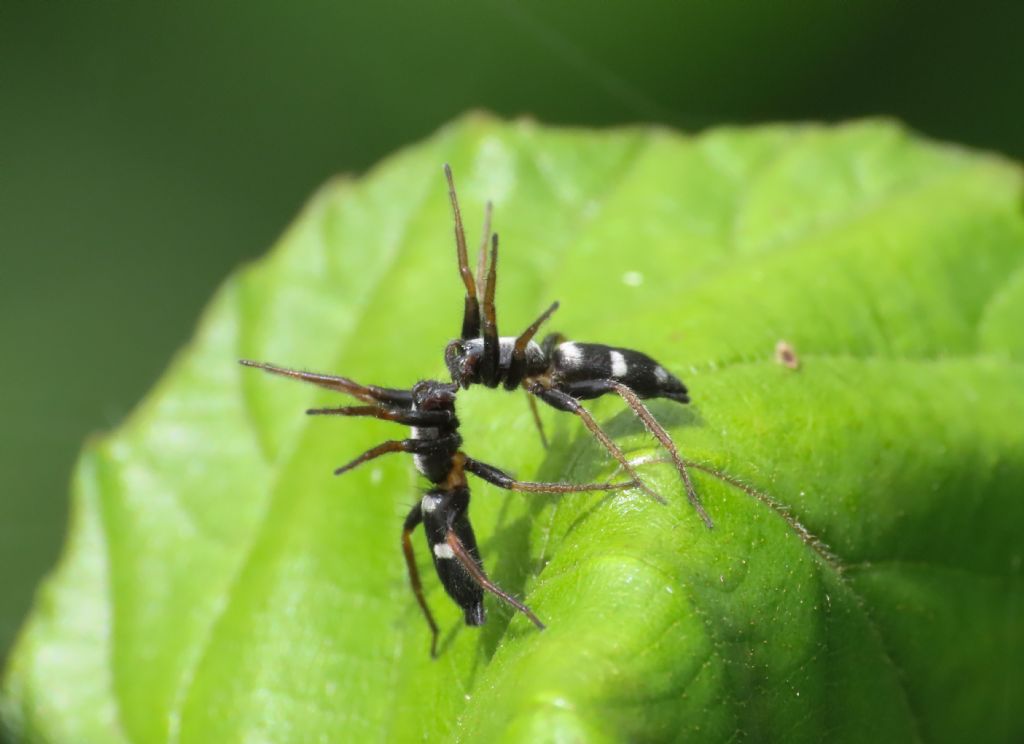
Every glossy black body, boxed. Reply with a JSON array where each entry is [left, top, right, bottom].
[[442, 164, 712, 526], [415, 485, 486, 625], [548, 342, 689, 402], [403, 381, 487, 626], [239, 361, 632, 655]]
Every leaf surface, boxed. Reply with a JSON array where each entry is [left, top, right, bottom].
[[4, 117, 1023, 743]]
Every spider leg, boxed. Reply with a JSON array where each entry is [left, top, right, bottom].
[[525, 381, 666, 504], [306, 405, 452, 427], [568, 380, 713, 529], [540, 332, 567, 359], [475, 201, 492, 305], [525, 392, 550, 449], [505, 301, 560, 390], [444, 164, 481, 340], [333, 436, 457, 476], [444, 529, 545, 630], [479, 234, 501, 385], [239, 360, 412, 408], [464, 455, 637, 493], [402, 504, 440, 658]]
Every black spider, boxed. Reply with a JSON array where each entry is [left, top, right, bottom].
[[441, 165, 713, 529], [239, 361, 634, 656]]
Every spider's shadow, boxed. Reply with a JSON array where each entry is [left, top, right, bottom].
[[466, 399, 706, 663]]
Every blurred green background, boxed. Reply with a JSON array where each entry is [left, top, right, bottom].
[[1, 2, 1022, 665]]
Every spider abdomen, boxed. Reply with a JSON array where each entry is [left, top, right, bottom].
[[552, 342, 689, 402]]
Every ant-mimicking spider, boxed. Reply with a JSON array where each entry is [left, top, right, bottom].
[[239, 360, 636, 657], [441, 165, 714, 529]]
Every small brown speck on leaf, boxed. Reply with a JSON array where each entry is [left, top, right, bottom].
[[775, 340, 800, 370]]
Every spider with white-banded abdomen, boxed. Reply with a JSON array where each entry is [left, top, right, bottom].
[[238, 360, 636, 657], [442, 165, 713, 528]]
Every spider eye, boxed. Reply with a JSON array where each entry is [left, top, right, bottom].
[[444, 340, 464, 362], [444, 340, 471, 385]]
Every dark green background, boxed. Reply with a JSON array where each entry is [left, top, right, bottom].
[[1, 2, 1022, 664]]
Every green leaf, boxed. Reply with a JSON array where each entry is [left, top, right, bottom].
[[4, 116, 1023, 743]]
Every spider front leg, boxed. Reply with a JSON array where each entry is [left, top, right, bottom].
[[524, 381, 666, 504], [479, 234, 501, 385], [445, 164, 483, 341], [239, 360, 413, 408]]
